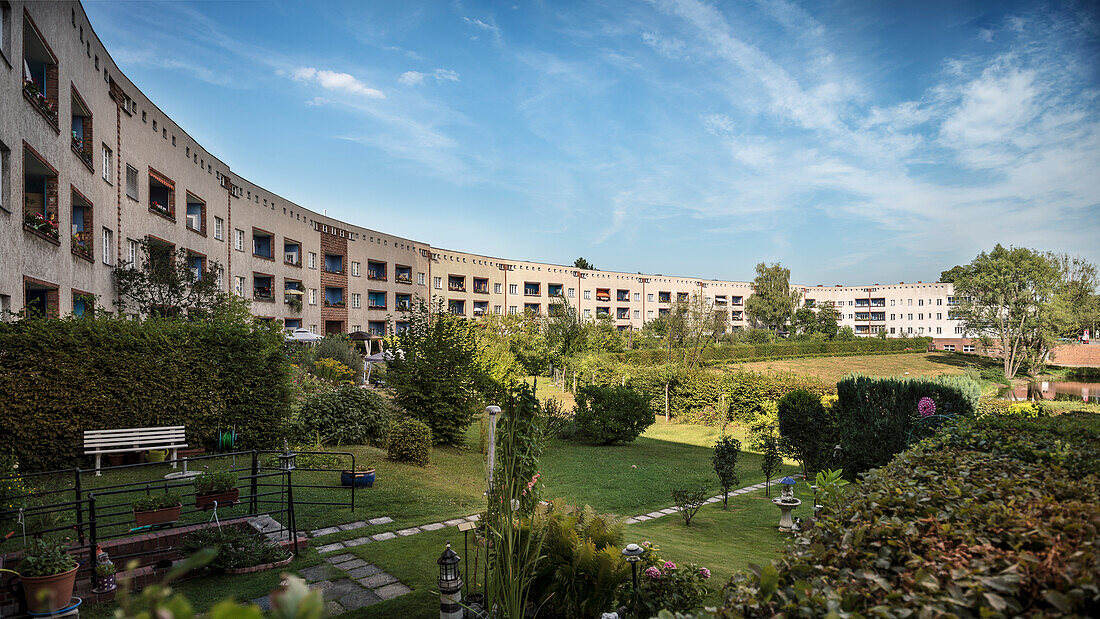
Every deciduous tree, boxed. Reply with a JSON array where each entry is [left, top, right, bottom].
[[745, 263, 800, 331]]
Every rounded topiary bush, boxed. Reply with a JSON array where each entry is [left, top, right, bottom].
[[574, 384, 654, 445], [387, 418, 433, 466], [777, 388, 836, 476], [295, 384, 389, 446]]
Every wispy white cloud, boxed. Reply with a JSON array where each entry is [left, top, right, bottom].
[[290, 67, 385, 99], [398, 71, 425, 86]]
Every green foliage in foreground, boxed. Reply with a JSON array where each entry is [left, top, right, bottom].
[[719, 412, 1100, 617]]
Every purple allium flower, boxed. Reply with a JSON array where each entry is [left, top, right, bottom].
[[918, 397, 936, 418], [645, 566, 661, 579], [663, 561, 676, 571], [699, 568, 711, 579]]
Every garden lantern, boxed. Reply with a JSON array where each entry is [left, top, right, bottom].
[[779, 476, 797, 501], [621, 542, 645, 592], [811, 484, 821, 520], [277, 439, 296, 471], [437, 543, 463, 619]]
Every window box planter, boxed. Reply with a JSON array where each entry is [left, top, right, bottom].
[[23, 79, 59, 128], [196, 488, 239, 510], [341, 469, 376, 488], [324, 301, 346, 308], [395, 275, 412, 284], [149, 202, 174, 220], [133, 504, 181, 527], [24, 213, 60, 242]]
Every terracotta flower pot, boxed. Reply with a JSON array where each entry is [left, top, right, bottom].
[[196, 488, 239, 509], [21, 565, 78, 614], [134, 505, 181, 527]]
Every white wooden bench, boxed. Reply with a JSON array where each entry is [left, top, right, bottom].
[[83, 426, 188, 476]]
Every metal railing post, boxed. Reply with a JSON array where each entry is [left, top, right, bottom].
[[73, 467, 85, 546], [250, 450, 259, 514], [87, 493, 97, 567], [286, 469, 297, 555]]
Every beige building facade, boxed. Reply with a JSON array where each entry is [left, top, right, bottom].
[[0, 1, 967, 341]]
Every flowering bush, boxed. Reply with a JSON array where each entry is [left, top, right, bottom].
[[621, 542, 711, 616], [917, 396, 936, 418]]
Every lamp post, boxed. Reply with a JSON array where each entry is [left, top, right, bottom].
[[438, 543, 463, 619], [277, 439, 297, 471], [485, 406, 500, 495], [811, 484, 821, 520], [621, 543, 645, 592]]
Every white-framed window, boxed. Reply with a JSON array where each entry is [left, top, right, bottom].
[[919, 299, 924, 306], [634, 310, 640, 318], [937, 313, 942, 320], [495, 283, 503, 294], [963, 345, 975, 353], [908, 299, 913, 306], [634, 293, 640, 301], [418, 272, 425, 285], [944, 344, 955, 352], [647, 310, 654, 318], [125, 164, 138, 200], [101, 144, 112, 183], [509, 305, 518, 315], [309, 289, 317, 305], [936, 327, 942, 334], [584, 290, 592, 300], [0, 145, 6, 213], [584, 309, 591, 319], [434, 277, 442, 290], [567, 287, 575, 298], [234, 229, 244, 251], [351, 261, 360, 277], [308, 252, 317, 269], [351, 293, 361, 308], [890, 299, 895, 306], [216, 266, 224, 289], [101, 228, 113, 265], [647, 293, 654, 302], [955, 326, 964, 334], [937, 298, 943, 305], [234, 276, 245, 296], [908, 327, 914, 334], [213, 216, 224, 240], [127, 239, 138, 266], [493, 305, 502, 314], [507, 283, 517, 295], [352, 324, 361, 332], [309, 324, 317, 334]]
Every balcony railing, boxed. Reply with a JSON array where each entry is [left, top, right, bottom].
[[253, 290, 275, 302], [395, 274, 412, 284], [596, 295, 611, 302], [284, 254, 301, 266], [323, 300, 346, 308], [323, 266, 344, 275], [149, 201, 173, 219], [368, 302, 386, 310], [71, 135, 92, 169], [24, 79, 58, 126], [24, 212, 60, 242], [474, 286, 489, 294], [448, 284, 466, 292], [368, 272, 387, 281]]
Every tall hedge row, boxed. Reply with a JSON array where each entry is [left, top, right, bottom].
[[835, 374, 980, 475], [0, 316, 293, 471], [720, 412, 1100, 617], [607, 337, 931, 366]]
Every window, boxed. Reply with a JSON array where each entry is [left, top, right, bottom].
[[567, 287, 575, 298], [919, 299, 924, 306], [127, 239, 138, 265], [944, 344, 955, 352], [493, 305, 502, 315], [351, 261, 360, 277], [963, 345, 975, 353], [908, 299, 913, 306], [234, 276, 245, 296], [509, 306, 518, 315], [0, 3, 8, 60], [433, 277, 442, 290], [955, 326, 964, 334], [634, 310, 640, 318], [583, 290, 591, 300], [583, 309, 591, 319], [214, 216, 224, 240], [648, 293, 654, 302], [634, 293, 640, 301], [22, 144, 58, 242], [418, 272, 425, 285], [125, 164, 138, 200], [22, 12, 59, 128], [305, 289, 316, 305], [234, 229, 244, 251], [185, 193, 205, 234], [937, 298, 943, 305], [890, 299, 895, 306], [308, 252, 317, 269], [494, 283, 503, 294], [148, 169, 174, 218], [0, 144, 7, 213], [351, 293, 361, 309], [937, 313, 942, 320], [936, 327, 942, 334], [101, 228, 113, 265], [101, 145, 112, 182], [309, 324, 317, 334], [647, 310, 654, 318]]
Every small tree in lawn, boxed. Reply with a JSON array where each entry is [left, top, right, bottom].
[[671, 487, 707, 526], [777, 389, 836, 477], [711, 435, 742, 509], [751, 424, 783, 497]]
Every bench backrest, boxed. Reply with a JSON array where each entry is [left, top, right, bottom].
[[83, 426, 187, 452]]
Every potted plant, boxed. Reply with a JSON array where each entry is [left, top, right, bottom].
[[194, 471, 239, 509], [132, 493, 182, 526], [91, 553, 117, 594], [16, 539, 79, 614], [340, 468, 376, 488]]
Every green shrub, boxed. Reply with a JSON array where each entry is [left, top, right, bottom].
[[294, 384, 389, 446], [179, 525, 288, 571], [194, 471, 237, 495], [308, 335, 364, 378], [835, 374, 980, 475], [0, 315, 292, 471], [712, 435, 742, 508], [310, 358, 355, 383], [606, 337, 930, 366], [670, 486, 708, 526], [19, 539, 78, 577], [132, 493, 182, 511], [387, 418, 433, 466], [721, 412, 1100, 617], [574, 384, 654, 445], [777, 389, 837, 476], [622, 542, 711, 616]]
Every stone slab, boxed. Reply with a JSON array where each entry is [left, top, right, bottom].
[[324, 601, 345, 616], [360, 572, 399, 589], [324, 553, 356, 565], [298, 564, 335, 583], [316, 542, 345, 554], [250, 596, 271, 611], [340, 588, 382, 610], [349, 564, 382, 579], [339, 521, 368, 531], [396, 527, 421, 536], [333, 558, 368, 571], [374, 582, 413, 600], [633, 515, 651, 521], [371, 531, 397, 542], [465, 514, 481, 521], [368, 516, 394, 526], [311, 527, 340, 537], [705, 497, 721, 504], [444, 519, 467, 527], [659, 508, 677, 515], [624, 518, 637, 525], [645, 511, 664, 518], [316, 579, 361, 600], [421, 522, 446, 531], [344, 536, 373, 547]]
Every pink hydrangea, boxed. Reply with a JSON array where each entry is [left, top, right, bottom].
[[644, 566, 662, 579], [663, 561, 676, 571], [699, 568, 711, 579], [918, 397, 936, 418]]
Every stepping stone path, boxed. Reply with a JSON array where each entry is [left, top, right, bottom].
[[253, 553, 413, 612], [621, 478, 797, 525]]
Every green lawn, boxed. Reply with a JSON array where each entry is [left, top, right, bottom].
[[729, 351, 1000, 385]]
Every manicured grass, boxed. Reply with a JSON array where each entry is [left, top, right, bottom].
[[729, 351, 999, 385]]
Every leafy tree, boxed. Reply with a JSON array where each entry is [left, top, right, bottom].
[[545, 295, 587, 364], [939, 265, 968, 284], [385, 297, 483, 445], [791, 307, 817, 336], [574, 384, 653, 444], [308, 334, 364, 379], [671, 487, 707, 526], [777, 389, 837, 477], [712, 435, 742, 509], [816, 301, 840, 339], [745, 263, 801, 331], [836, 325, 857, 341], [573, 257, 596, 271], [114, 239, 225, 317], [950, 245, 1060, 378], [1046, 253, 1100, 343]]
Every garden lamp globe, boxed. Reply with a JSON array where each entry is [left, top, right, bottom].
[[622, 542, 645, 591]]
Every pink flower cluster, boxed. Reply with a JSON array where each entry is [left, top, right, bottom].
[[663, 561, 676, 570], [521, 472, 542, 497], [918, 397, 936, 418], [644, 566, 661, 579], [699, 568, 711, 579]]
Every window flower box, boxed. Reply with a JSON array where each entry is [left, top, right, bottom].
[[149, 201, 172, 217], [24, 79, 58, 126], [25, 212, 60, 241]]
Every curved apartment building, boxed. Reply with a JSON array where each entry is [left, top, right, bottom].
[[0, 1, 966, 342]]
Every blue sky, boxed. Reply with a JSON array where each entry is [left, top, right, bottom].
[[84, 0, 1099, 285]]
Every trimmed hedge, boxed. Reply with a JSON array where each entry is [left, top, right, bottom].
[[0, 316, 292, 471], [835, 374, 980, 475], [607, 337, 931, 366], [574, 384, 654, 444], [720, 412, 1100, 617], [293, 385, 390, 446], [386, 418, 433, 466]]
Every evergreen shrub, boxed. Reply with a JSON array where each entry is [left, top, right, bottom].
[[294, 384, 389, 446], [574, 384, 654, 444], [835, 374, 980, 475], [0, 316, 292, 471], [776, 389, 837, 476], [386, 418, 433, 466]]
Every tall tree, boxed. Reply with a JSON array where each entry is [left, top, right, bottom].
[[816, 301, 840, 339], [791, 307, 818, 336], [114, 239, 225, 317], [951, 245, 1060, 378], [745, 263, 800, 331], [1046, 253, 1100, 342], [939, 265, 968, 284], [573, 257, 596, 271]]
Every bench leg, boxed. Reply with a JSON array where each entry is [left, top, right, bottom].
[[95, 453, 102, 477], [171, 449, 178, 469]]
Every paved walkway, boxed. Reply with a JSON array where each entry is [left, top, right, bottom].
[[623, 478, 785, 524], [253, 553, 412, 613]]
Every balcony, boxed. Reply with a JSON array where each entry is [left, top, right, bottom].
[[396, 294, 412, 311], [731, 297, 743, 306], [395, 266, 413, 284], [474, 278, 489, 294], [323, 254, 344, 274], [368, 292, 387, 309], [367, 261, 387, 281], [324, 287, 345, 307], [149, 172, 175, 221], [616, 309, 629, 319], [596, 307, 610, 317], [677, 293, 689, 303], [449, 300, 466, 315], [524, 303, 540, 315], [658, 293, 671, 304], [524, 284, 541, 296], [596, 289, 611, 302], [368, 322, 386, 337], [284, 242, 301, 267], [548, 284, 563, 297], [616, 290, 630, 302], [474, 301, 489, 315], [253, 288, 274, 302]]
